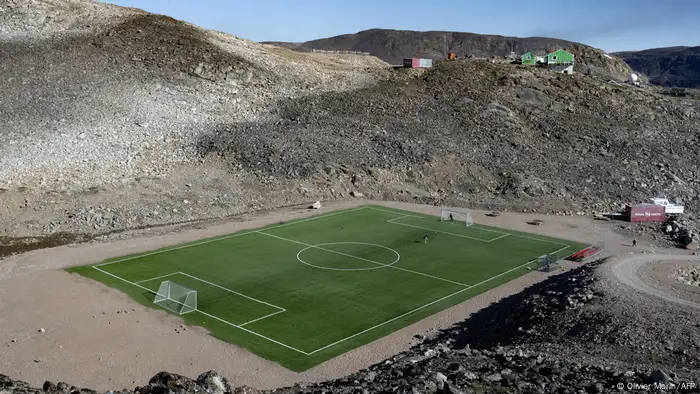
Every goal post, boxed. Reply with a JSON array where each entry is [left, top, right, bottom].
[[538, 254, 559, 272], [440, 209, 473, 227], [154, 280, 197, 315]]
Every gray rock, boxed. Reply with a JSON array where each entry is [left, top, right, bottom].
[[195, 371, 231, 394]]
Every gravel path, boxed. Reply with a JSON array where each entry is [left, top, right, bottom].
[[607, 253, 700, 310], [0, 200, 633, 391]]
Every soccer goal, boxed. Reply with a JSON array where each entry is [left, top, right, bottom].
[[538, 254, 560, 272], [154, 280, 197, 315], [440, 209, 473, 226]]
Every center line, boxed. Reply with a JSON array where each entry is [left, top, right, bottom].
[[256, 231, 471, 288]]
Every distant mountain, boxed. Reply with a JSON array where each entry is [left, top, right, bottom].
[[613, 46, 700, 88], [262, 28, 632, 78]]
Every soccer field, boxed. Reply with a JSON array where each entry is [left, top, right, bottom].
[[67, 205, 585, 371]]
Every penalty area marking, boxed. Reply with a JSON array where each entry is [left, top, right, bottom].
[[296, 241, 401, 271], [135, 272, 181, 284], [387, 216, 495, 242], [370, 206, 567, 246], [91, 265, 309, 355]]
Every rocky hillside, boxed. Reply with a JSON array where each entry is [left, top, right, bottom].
[[264, 28, 633, 78], [0, 0, 699, 243], [614, 46, 700, 88], [0, 0, 387, 191], [200, 59, 700, 216], [4, 259, 700, 393]]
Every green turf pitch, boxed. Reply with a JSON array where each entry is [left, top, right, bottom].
[[67, 205, 585, 371]]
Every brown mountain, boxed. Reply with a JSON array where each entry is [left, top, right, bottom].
[[263, 28, 632, 78], [613, 46, 700, 88]]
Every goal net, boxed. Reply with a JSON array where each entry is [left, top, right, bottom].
[[538, 254, 559, 272], [440, 209, 473, 226], [154, 280, 197, 315]]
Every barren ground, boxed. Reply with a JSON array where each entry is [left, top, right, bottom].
[[608, 254, 700, 310], [0, 199, 666, 392]]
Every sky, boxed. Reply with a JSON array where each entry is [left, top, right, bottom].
[[106, 0, 700, 52]]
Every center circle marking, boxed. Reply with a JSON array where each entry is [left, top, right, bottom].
[[296, 242, 401, 271]]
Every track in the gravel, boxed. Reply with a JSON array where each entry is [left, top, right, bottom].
[[608, 253, 700, 310]]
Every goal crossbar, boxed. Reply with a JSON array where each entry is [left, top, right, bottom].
[[440, 209, 473, 227], [154, 280, 197, 315]]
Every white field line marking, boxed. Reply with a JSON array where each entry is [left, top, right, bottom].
[[388, 214, 412, 222], [306, 246, 571, 355], [366, 206, 412, 215], [95, 206, 370, 268], [176, 272, 285, 312], [369, 206, 569, 247], [389, 215, 509, 243], [194, 309, 308, 354], [306, 286, 472, 355], [386, 219, 493, 242], [135, 272, 180, 284], [517, 234, 569, 246], [239, 309, 287, 327], [265, 206, 369, 230], [487, 234, 510, 243], [92, 266, 308, 355], [257, 231, 471, 288]]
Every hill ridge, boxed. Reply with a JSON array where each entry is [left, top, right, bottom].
[[262, 27, 633, 79], [614, 45, 700, 88]]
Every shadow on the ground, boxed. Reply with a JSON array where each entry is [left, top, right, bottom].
[[425, 258, 609, 350]]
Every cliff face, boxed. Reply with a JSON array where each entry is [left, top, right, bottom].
[[614, 46, 700, 88]]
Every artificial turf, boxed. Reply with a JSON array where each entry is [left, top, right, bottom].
[[67, 204, 586, 371]]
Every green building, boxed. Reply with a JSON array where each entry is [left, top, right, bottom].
[[545, 49, 574, 65], [521, 52, 536, 65]]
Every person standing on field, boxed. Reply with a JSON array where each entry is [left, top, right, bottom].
[[423, 235, 428, 244]]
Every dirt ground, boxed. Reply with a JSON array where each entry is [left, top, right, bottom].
[[0, 199, 668, 391], [608, 254, 700, 310]]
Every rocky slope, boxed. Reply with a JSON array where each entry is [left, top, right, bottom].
[[263, 28, 633, 78], [0, 0, 385, 190], [0, 0, 389, 240], [0, 0, 699, 246], [614, 46, 700, 88], [3, 259, 700, 393], [200, 60, 700, 216]]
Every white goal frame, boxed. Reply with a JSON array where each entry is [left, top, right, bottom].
[[440, 209, 473, 226], [154, 280, 197, 315]]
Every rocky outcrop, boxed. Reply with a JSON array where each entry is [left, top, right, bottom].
[[674, 266, 700, 287], [614, 46, 700, 88]]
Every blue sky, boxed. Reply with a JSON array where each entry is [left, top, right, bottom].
[[106, 0, 699, 52]]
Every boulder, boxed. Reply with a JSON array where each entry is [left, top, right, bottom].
[[196, 371, 232, 394], [147, 372, 198, 393]]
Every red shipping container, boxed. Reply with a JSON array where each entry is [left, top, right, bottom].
[[403, 58, 420, 68], [625, 204, 666, 222]]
